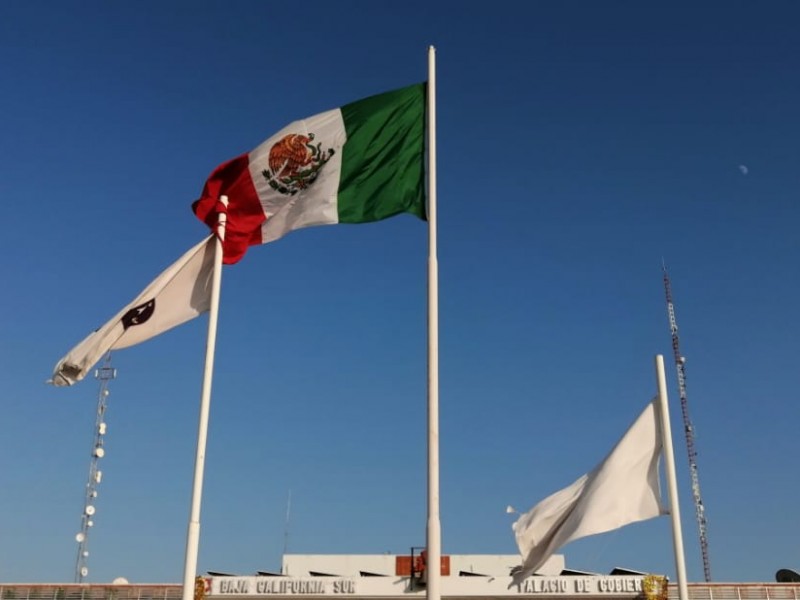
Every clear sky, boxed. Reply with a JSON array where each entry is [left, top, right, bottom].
[[1, 0, 799, 586]]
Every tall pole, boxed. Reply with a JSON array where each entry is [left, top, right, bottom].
[[182, 196, 228, 600], [654, 355, 689, 600], [426, 45, 442, 600]]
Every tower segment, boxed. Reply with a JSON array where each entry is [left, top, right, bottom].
[[663, 266, 711, 582], [74, 354, 116, 583]]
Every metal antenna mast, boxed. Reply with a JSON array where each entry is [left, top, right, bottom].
[[663, 265, 711, 582], [74, 354, 116, 583], [282, 489, 292, 573]]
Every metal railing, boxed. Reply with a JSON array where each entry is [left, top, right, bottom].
[[0, 585, 182, 600], [669, 584, 799, 600]]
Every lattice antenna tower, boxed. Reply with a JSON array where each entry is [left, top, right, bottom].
[[74, 353, 116, 583], [663, 265, 711, 582]]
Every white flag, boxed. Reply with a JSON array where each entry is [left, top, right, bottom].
[[50, 236, 216, 386], [511, 401, 666, 584]]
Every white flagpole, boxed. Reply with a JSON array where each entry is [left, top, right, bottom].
[[182, 196, 228, 600], [426, 45, 442, 600], [654, 354, 689, 600]]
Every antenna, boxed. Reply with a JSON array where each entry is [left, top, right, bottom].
[[74, 353, 116, 583], [282, 489, 292, 574], [663, 266, 711, 581]]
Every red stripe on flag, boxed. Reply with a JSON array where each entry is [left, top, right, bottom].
[[192, 154, 265, 264]]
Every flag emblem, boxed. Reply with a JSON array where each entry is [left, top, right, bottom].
[[261, 133, 335, 196], [121, 299, 155, 329]]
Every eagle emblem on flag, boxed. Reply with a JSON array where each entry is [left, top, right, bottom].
[[262, 133, 335, 196], [121, 299, 155, 330]]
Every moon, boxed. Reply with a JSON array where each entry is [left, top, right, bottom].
[[738, 164, 749, 175]]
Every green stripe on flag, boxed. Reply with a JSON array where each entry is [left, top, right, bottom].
[[338, 83, 426, 223]]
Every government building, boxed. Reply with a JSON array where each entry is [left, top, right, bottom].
[[3, 554, 798, 600]]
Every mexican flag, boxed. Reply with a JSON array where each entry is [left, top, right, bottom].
[[193, 83, 427, 264]]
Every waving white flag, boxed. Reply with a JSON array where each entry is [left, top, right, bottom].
[[512, 401, 666, 584], [50, 236, 215, 386]]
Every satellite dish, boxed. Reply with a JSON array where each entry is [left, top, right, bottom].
[[76, 532, 85, 543], [94, 447, 105, 458], [80, 567, 89, 578], [85, 505, 96, 516], [776, 569, 800, 583], [112, 578, 130, 585]]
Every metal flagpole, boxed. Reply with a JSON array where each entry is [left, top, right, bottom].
[[654, 354, 690, 600], [182, 195, 229, 600], [426, 45, 442, 600]]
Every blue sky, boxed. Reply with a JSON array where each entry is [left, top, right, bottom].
[[1, 0, 799, 585]]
